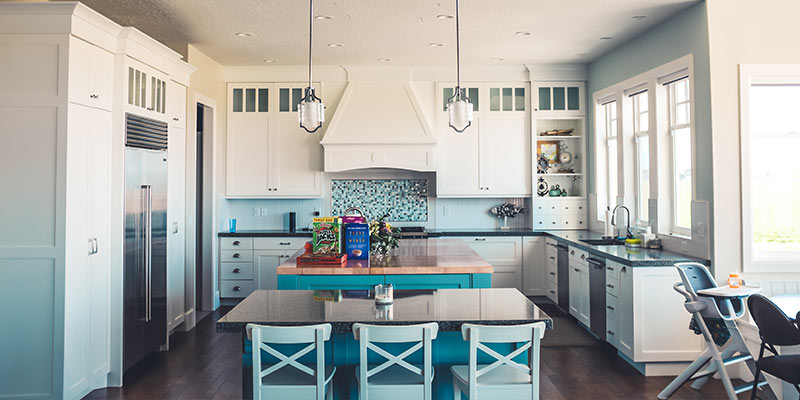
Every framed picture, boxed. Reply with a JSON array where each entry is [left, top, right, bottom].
[[537, 141, 560, 163]]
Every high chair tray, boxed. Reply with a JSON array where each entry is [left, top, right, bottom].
[[696, 286, 762, 298]]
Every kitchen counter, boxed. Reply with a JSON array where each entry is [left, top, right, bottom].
[[276, 238, 492, 275], [216, 288, 551, 333], [220, 229, 708, 267]]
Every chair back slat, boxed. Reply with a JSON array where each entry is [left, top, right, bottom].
[[461, 322, 545, 343], [748, 294, 800, 346], [353, 322, 439, 342], [246, 323, 332, 400]]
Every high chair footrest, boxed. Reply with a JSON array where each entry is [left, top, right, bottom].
[[722, 354, 752, 366], [734, 380, 768, 395]]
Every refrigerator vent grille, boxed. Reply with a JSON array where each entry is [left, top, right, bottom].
[[126, 113, 168, 150]]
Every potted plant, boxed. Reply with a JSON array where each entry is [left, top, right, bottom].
[[369, 213, 399, 257]]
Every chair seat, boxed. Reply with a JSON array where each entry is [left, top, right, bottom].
[[260, 364, 336, 387], [355, 364, 434, 386], [758, 354, 800, 384], [451, 364, 532, 386]]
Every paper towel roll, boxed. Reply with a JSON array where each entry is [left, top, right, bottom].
[[604, 209, 614, 237]]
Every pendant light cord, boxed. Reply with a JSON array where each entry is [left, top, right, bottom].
[[307, 0, 313, 88], [455, 0, 461, 91]]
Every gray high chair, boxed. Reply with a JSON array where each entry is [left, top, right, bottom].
[[658, 263, 775, 400]]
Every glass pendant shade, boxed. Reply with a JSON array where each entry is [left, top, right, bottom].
[[447, 91, 473, 133], [298, 88, 324, 133]]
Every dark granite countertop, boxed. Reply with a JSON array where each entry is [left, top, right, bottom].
[[218, 228, 708, 267], [216, 288, 552, 333]]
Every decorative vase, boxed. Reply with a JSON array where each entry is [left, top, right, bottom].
[[501, 215, 510, 230]]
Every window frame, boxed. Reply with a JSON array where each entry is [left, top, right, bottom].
[[631, 91, 650, 227], [605, 101, 618, 212], [740, 64, 800, 272], [665, 78, 693, 237]]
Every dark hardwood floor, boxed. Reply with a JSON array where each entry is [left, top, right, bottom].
[[86, 306, 762, 400]]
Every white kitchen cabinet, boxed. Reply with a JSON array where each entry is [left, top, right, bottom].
[[436, 83, 531, 197], [167, 122, 186, 331], [610, 262, 703, 371], [69, 37, 114, 111], [167, 80, 187, 129], [532, 81, 585, 116], [125, 57, 169, 120], [568, 246, 590, 327], [226, 83, 322, 198], [522, 237, 545, 296], [254, 250, 285, 291], [220, 237, 304, 301], [460, 236, 522, 290]]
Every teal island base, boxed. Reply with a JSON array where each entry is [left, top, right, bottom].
[[277, 273, 492, 290]]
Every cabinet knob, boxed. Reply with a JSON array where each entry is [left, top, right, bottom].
[[89, 94, 99, 99], [570, 250, 575, 255], [232, 253, 241, 258], [607, 305, 615, 310], [233, 240, 241, 245], [580, 254, 585, 260], [607, 330, 614, 335], [173, 117, 179, 121], [474, 238, 486, 241], [233, 286, 241, 291], [606, 284, 615, 289], [232, 268, 241, 273]]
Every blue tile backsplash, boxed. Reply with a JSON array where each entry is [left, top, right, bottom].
[[331, 179, 428, 222]]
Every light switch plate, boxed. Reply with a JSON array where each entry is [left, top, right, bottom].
[[443, 206, 452, 217], [253, 207, 261, 217], [260, 207, 268, 216]]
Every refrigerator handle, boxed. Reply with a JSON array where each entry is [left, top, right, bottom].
[[143, 184, 153, 322]]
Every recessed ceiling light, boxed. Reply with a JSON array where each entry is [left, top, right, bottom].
[[491, 57, 504, 61], [315, 15, 333, 20], [632, 15, 647, 20], [600, 36, 613, 40], [377, 58, 391, 62], [327, 43, 343, 47], [437, 14, 454, 19], [263, 59, 277, 63], [428, 42, 444, 47], [235, 32, 253, 37], [515, 31, 531, 36]]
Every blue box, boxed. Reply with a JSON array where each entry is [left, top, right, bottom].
[[344, 223, 369, 260]]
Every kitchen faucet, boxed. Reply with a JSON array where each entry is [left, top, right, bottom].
[[610, 204, 633, 239]]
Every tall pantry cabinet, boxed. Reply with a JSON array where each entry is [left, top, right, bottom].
[[0, 4, 194, 400]]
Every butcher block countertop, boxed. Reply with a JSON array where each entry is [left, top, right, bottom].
[[276, 238, 493, 275]]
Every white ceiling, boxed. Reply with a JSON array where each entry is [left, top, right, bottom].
[[55, 0, 699, 66]]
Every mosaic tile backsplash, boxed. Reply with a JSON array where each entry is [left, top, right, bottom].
[[331, 179, 428, 222]]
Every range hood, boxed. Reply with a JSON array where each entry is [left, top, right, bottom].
[[320, 80, 436, 172]]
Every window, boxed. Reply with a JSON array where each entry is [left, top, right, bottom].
[[741, 67, 800, 271], [666, 78, 692, 235], [605, 101, 618, 210], [632, 92, 649, 225]]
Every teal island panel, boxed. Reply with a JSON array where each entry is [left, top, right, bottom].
[[277, 273, 492, 290]]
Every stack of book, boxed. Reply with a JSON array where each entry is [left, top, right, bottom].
[[296, 252, 347, 268]]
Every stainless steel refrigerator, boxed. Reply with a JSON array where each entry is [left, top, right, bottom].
[[124, 113, 168, 371]]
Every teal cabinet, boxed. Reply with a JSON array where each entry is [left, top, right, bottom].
[[385, 274, 470, 289], [277, 273, 492, 290]]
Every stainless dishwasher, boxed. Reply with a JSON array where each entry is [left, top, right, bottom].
[[556, 243, 570, 311], [588, 257, 606, 339]]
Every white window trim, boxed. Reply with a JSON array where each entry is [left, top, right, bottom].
[[666, 79, 692, 237], [592, 55, 695, 239], [632, 92, 649, 227], [740, 64, 800, 273]]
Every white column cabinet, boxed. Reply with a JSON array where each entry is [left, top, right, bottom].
[[568, 246, 590, 327], [226, 83, 322, 198], [522, 237, 545, 296], [69, 37, 114, 111], [436, 83, 531, 197], [254, 251, 284, 291], [167, 120, 186, 331]]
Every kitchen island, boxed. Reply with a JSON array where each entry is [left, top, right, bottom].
[[276, 238, 494, 290], [217, 288, 552, 399]]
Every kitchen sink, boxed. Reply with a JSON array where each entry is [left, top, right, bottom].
[[581, 238, 625, 246]]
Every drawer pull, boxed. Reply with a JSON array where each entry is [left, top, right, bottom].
[[574, 268, 580, 272], [607, 330, 614, 335], [232, 253, 241, 258], [549, 290, 555, 294], [549, 256, 555, 260], [606, 266, 614, 271], [474, 238, 486, 241], [279, 242, 291, 245], [232, 268, 241, 273], [549, 272, 556, 276], [607, 305, 615, 310], [233, 286, 241, 291], [580, 254, 585, 260], [233, 240, 241, 245], [606, 284, 615, 289], [570, 250, 575, 255]]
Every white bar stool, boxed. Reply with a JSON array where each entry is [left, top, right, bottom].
[[246, 323, 336, 400], [352, 322, 438, 400], [451, 322, 547, 400]]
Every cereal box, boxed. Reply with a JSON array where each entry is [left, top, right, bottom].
[[344, 223, 369, 260], [312, 217, 343, 254]]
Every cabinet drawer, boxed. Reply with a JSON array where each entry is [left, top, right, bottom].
[[253, 237, 306, 250], [605, 262, 619, 280], [534, 215, 559, 229], [605, 293, 618, 322], [605, 278, 619, 297], [461, 237, 522, 265], [220, 262, 254, 280], [221, 237, 253, 250], [568, 246, 588, 264], [606, 317, 618, 344], [546, 279, 558, 300], [546, 263, 558, 283], [221, 249, 253, 262], [220, 280, 254, 298]]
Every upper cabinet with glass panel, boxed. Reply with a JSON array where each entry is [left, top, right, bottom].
[[533, 82, 584, 116], [230, 85, 270, 114], [488, 86, 526, 112]]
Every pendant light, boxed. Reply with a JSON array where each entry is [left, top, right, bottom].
[[298, 0, 324, 133], [446, 0, 473, 133]]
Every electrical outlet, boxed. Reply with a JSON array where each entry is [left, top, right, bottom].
[[260, 207, 268, 216], [694, 222, 705, 239], [313, 210, 320, 216], [253, 207, 261, 217]]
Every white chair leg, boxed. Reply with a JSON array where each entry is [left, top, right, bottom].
[[326, 383, 333, 400], [453, 375, 460, 400]]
